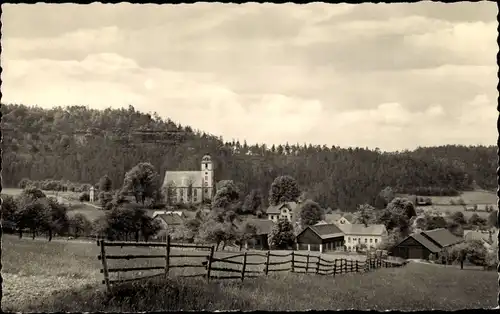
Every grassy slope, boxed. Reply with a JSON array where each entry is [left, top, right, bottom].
[[2, 234, 497, 311]]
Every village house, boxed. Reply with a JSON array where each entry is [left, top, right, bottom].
[[391, 228, 463, 260], [162, 154, 214, 204], [243, 218, 274, 250], [316, 213, 353, 225], [266, 201, 298, 223], [464, 229, 498, 252], [338, 223, 387, 252], [153, 213, 185, 241], [296, 223, 345, 253]]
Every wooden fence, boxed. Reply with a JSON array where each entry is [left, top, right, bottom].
[[97, 236, 406, 293]]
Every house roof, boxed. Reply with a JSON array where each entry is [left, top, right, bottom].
[[156, 214, 184, 226], [336, 223, 386, 236], [245, 218, 274, 235], [409, 233, 442, 253], [266, 202, 298, 214], [309, 223, 344, 240], [324, 213, 353, 223], [324, 213, 342, 223], [162, 171, 203, 188], [421, 228, 463, 248]]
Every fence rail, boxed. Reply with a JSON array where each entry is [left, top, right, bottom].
[[97, 237, 406, 293]]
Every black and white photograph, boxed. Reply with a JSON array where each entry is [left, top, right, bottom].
[[1, 2, 498, 311]]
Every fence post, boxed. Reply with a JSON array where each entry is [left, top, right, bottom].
[[349, 260, 352, 273], [99, 240, 111, 293], [265, 250, 270, 275], [315, 257, 320, 274], [344, 259, 347, 273], [306, 253, 310, 273], [333, 259, 337, 276], [206, 245, 215, 283], [291, 251, 295, 273], [165, 235, 171, 277], [356, 260, 359, 273], [241, 252, 247, 282]]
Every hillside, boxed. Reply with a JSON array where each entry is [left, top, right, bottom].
[[1, 103, 497, 210]]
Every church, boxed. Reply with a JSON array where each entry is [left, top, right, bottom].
[[162, 154, 214, 204]]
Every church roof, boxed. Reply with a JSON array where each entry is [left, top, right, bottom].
[[163, 171, 203, 188]]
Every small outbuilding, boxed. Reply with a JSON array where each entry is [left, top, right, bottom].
[[295, 223, 344, 253], [391, 228, 463, 260]]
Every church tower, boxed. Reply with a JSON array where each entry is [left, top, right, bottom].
[[201, 154, 213, 200]]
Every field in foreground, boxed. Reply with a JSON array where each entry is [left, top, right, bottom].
[[3, 235, 498, 311]]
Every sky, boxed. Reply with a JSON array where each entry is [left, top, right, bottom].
[[1, 2, 498, 152]]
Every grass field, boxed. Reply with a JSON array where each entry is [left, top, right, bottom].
[[3, 234, 498, 311]]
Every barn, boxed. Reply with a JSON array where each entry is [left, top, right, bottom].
[[295, 223, 344, 253], [391, 228, 463, 260]]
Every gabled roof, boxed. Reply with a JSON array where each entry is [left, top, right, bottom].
[[409, 233, 442, 253], [324, 213, 342, 223], [307, 223, 344, 240], [245, 218, 274, 235], [163, 171, 203, 188], [156, 214, 184, 226], [337, 223, 387, 236], [421, 228, 463, 248], [266, 202, 298, 214]]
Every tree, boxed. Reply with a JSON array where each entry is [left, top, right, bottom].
[[353, 204, 377, 227], [79, 192, 90, 202], [426, 215, 447, 230], [99, 191, 114, 210], [99, 175, 113, 192], [378, 198, 416, 237], [268, 175, 301, 206], [298, 200, 324, 228], [68, 213, 92, 237], [449, 211, 467, 226], [212, 180, 241, 210], [235, 221, 258, 250], [488, 210, 499, 228], [44, 197, 70, 240], [375, 187, 395, 208], [122, 162, 160, 204], [18, 178, 32, 189], [242, 189, 263, 215], [1, 195, 18, 232], [468, 213, 487, 229], [268, 218, 295, 249]]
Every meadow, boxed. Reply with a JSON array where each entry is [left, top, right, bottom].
[[3, 234, 498, 312]]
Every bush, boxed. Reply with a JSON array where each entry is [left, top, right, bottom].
[[79, 192, 90, 202], [18, 178, 32, 189]]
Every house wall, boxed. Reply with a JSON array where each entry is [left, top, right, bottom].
[[391, 237, 434, 260], [344, 234, 384, 251], [322, 237, 345, 251], [267, 213, 280, 223]]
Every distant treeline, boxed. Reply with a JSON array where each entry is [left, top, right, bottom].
[[2, 103, 496, 210]]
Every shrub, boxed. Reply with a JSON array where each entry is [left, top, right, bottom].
[[79, 192, 90, 202]]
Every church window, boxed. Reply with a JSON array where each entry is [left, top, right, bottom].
[[205, 164, 208, 169], [205, 188, 208, 194]]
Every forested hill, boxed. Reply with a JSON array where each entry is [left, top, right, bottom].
[[1, 103, 497, 210]]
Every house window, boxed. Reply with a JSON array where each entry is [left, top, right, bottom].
[[283, 208, 288, 213], [347, 237, 351, 243], [365, 238, 367, 243], [375, 239, 378, 243], [193, 189, 197, 197], [205, 188, 208, 194], [370, 239, 373, 243]]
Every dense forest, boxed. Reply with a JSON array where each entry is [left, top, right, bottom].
[[1, 103, 497, 211]]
